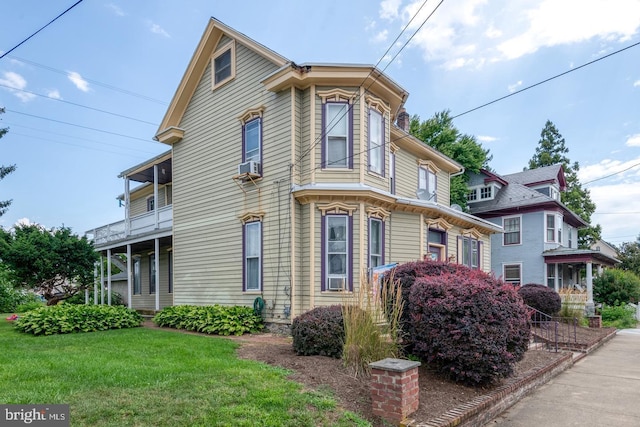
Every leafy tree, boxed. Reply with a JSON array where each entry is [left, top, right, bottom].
[[0, 107, 16, 217], [593, 269, 640, 305], [0, 224, 99, 305], [409, 110, 492, 209], [527, 120, 601, 247], [617, 235, 640, 277]]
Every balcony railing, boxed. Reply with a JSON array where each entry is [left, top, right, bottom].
[[88, 205, 172, 245]]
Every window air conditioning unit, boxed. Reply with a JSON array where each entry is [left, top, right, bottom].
[[238, 160, 261, 175], [328, 277, 345, 291]]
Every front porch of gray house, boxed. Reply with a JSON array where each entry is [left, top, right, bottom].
[[543, 247, 619, 315], [86, 151, 173, 312]]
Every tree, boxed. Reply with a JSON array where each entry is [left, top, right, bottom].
[[617, 235, 640, 277], [0, 107, 16, 217], [409, 110, 492, 209], [527, 120, 601, 247], [0, 224, 99, 305]]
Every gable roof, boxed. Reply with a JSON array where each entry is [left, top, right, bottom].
[[503, 164, 567, 190], [155, 17, 289, 139]]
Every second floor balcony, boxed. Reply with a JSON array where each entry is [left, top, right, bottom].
[[89, 204, 172, 246]]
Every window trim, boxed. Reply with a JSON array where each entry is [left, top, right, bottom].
[[167, 249, 173, 294], [322, 101, 353, 169], [146, 196, 155, 212], [503, 215, 522, 246], [427, 228, 447, 261], [132, 256, 141, 295], [243, 221, 262, 292], [368, 108, 384, 176], [458, 235, 482, 270], [149, 253, 156, 294], [321, 213, 353, 292], [503, 263, 522, 286], [211, 40, 236, 90], [368, 217, 384, 269]]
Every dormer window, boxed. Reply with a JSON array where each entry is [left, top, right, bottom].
[[480, 186, 492, 199], [467, 184, 496, 203]]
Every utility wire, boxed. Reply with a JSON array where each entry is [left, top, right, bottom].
[[5, 109, 156, 143], [7, 55, 169, 105], [0, 83, 159, 126], [582, 161, 640, 185], [0, 0, 84, 60], [452, 40, 640, 119]]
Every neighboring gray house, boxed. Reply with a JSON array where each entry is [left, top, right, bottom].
[[467, 165, 618, 313]]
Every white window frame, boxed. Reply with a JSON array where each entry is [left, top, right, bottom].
[[467, 188, 478, 202], [368, 109, 383, 175], [480, 186, 492, 200], [418, 167, 437, 201], [326, 215, 349, 290], [325, 102, 350, 168], [503, 215, 522, 246], [243, 117, 261, 163], [546, 213, 556, 243], [211, 41, 236, 90], [244, 221, 262, 292], [369, 218, 383, 268], [503, 263, 522, 286]]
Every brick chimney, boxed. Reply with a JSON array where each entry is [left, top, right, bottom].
[[396, 108, 410, 132]]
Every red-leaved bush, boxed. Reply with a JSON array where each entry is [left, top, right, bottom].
[[291, 305, 344, 358], [408, 271, 530, 385], [517, 283, 562, 316]]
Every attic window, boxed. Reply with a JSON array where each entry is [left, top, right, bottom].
[[212, 41, 235, 89]]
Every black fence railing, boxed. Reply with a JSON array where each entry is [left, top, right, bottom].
[[528, 306, 578, 352]]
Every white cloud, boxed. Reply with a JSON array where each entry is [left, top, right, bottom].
[[626, 134, 640, 147], [380, 0, 402, 20], [47, 89, 62, 100], [379, 0, 640, 69], [634, 80, 640, 87], [579, 157, 640, 183], [372, 29, 389, 43], [508, 80, 523, 93], [477, 135, 498, 143], [148, 21, 170, 38], [105, 3, 125, 16], [67, 71, 90, 92], [0, 71, 36, 102]]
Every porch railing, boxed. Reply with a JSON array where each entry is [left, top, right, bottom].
[[529, 306, 578, 352], [88, 205, 172, 245]]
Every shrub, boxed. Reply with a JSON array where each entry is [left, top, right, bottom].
[[594, 269, 640, 306], [15, 301, 45, 313], [600, 304, 637, 329], [291, 305, 344, 358], [14, 304, 142, 335], [518, 283, 562, 316], [0, 282, 41, 313], [342, 275, 403, 376], [409, 271, 530, 385], [153, 305, 263, 336], [66, 291, 125, 306]]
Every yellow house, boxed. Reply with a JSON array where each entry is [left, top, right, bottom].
[[88, 18, 501, 323]]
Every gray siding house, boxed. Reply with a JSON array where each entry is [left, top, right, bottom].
[[467, 165, 618, 312]]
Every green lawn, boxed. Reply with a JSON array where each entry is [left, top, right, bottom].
[[0, 316, 369, 426]]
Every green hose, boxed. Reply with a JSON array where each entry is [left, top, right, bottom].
[[253, 296, 265, 316]]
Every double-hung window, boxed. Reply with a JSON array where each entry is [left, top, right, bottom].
[[459, 236, 480, 269], [418, 167, 437, 202], [504, 264, 521, 285], [325, 215, 349, 290], [389, 151, 396, 194], [503, 216, 521, 245], [243, 117, 261, 164], [368, 109, 384, 175], [325, 102, 350, 168], [546, 214, 557, 242], [427, 228, 447, 261], [244, 221, 262, 292], [149, 254, 156, 294], [369, 218, 383, 268]]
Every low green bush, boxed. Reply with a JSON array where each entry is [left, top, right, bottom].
[[600, 304, 637, 329], [14, 304, 142, 335], [0, 282, 42, 312], [594, 269, 640, 305], [291, 305, 344, 358], [153, 305, 263, 336], [15, 301, 45, 313], [66, 290, 125, 306]]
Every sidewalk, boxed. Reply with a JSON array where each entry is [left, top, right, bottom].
[[487, 329, 640, 426]]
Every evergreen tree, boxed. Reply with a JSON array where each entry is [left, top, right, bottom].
[[0, 108, 16, 217], [409, 110, 492, 210], [618, 235, 640, 277], [528, 120, 601, 247]]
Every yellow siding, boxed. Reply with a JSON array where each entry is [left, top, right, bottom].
[[388, 211, 421, 264], [395, 149, 418, 199], [129, 185, 170, 217], [436, 170, 450, 206], [129, 248, 173, 310]]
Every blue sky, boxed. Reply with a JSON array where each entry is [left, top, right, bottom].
[[1, 0, 639, 246]]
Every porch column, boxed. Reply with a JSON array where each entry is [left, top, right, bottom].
[[554, 264, 559, 292], [125, 177, 130, 236], [107, 249, 112, 306], [100, 255, 105, 305], [586, 261, 594, 315], [127, 244, 132, 309], [154, 164, 159, 229], [93, 262, 98, 305], [155, 238, 160, 311]]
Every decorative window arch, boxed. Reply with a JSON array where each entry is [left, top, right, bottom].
[[318, 202, 357, 216], [317, 88, 356, 104]]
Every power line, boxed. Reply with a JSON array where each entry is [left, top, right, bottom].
[[5, 109, 156, 144], [0, 83, 159, 126], [582, 161, 640, 185], [7, 55, 169, 105], [452, 40, 640, 119], [0, 0, 84, 60]]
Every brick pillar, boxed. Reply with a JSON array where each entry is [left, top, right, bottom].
[[588, 315, 602, 328], [369, 358, 421, 424]]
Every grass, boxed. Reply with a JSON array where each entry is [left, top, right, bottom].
[[0, 315, 370, 427]]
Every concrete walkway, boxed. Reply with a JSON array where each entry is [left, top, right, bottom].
[[487, 329, 640, 427]]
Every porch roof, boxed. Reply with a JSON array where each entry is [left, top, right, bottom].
[[542, 247, 619, 267]]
